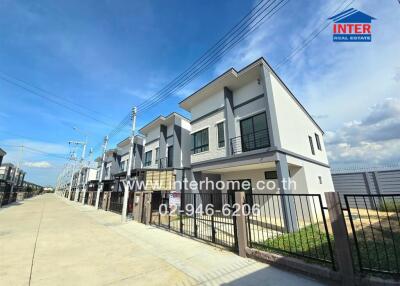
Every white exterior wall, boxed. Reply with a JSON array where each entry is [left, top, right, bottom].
[[180, 118, 192, 167], [189, 90, 226, 164], [232, 79, 263, 106], [220, 169, 278, 194], [191, 110, 226, 164], [145, 127, 160, 143], [287, 155, 334, 195], [270, 73, 328, 165], [87, 169, 97, 181], [191, 90, 224, 120]]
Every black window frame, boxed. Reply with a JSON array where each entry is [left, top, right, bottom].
[[315, 133, 321, 150], [192, 128, 209, 154], [239, 112, 269, 152], [167, 145, 173, 167], [308, 136, 315, 155], [217, 122, 225, 148], [144, 150, 152, 167]]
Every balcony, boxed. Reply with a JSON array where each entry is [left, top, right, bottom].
[[230, 129, 270, 155]]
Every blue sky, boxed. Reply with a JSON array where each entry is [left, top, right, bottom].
[[0, 0, 399, 186]]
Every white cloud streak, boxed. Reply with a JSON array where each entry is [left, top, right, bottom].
[[24, 161, 52, 168]]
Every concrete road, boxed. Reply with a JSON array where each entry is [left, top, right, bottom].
[[0, 194, 327, 286]]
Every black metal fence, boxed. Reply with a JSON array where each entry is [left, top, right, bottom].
[[245, 193, 335, 268], [343, 194, 400, 276], [151, 192, 238, 250], [109, 191, 124, 214], [98, 192, 104, 209]]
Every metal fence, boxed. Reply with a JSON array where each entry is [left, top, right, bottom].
[[343, 194, 400, 276], [245, 193, 335, 267], [151, 192, 238, 250], [109, 191, 124, 214]]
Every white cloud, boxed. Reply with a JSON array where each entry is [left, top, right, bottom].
[[214, 0, 400, 167], [325, 97, 400, 166], [24, 161, 52, 168]]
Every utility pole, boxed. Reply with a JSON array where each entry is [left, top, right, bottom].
[[74, 141, 87, 202], [67, 140, 86, 201], [81, 148, 93, 205], [67, 147, 77, 200], [122, 107, 137, 222], [95, 136, 108, 209]]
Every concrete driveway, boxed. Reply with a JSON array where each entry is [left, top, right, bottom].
[[0, 194, 327, 286]]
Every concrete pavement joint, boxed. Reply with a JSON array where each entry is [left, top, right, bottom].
[[28, 200, 46, 286]]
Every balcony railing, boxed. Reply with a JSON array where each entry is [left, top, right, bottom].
[[230, 129, 270, 155]]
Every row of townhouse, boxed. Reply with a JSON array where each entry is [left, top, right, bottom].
[[0, 148, 44, 206], [65, 58, 334, 215]]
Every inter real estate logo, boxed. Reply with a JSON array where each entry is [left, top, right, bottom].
[[328, 8, 376, 42]]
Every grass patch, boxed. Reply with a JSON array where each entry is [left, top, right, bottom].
[[251, 223, 334, 265], [378, 198, 400, 212], [251, 221, 400, 276]]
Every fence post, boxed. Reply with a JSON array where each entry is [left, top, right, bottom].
[[325, 192, 355, 285], [235, 191, 248, 258]]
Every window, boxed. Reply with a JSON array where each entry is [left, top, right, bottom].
[[318, 176, 322, 184], [240, 112, 269, 152], [120, 160, 126, 172], [192, 128, 209, 154], [144, 150, 152, 166], [217, 122, 225, 148], [155, 147, 160, 165], [315, 133, 322, 150], [167, 146, 173, 167], [308, 136, 315, 155], [264, 171, 277, 180]]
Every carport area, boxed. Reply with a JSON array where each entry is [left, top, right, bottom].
[[0, 194, 326, 286]]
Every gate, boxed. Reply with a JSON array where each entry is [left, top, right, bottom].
[[151, 192, 238, 251], [109, 191, 124, 214], [343, 194, 400, 276]]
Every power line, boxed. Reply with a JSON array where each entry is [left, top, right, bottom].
[[1, 144, 69, 160], [0, 72, 112, 121], [276, 0, 355, 69], [98, 0, 290, 148], [0, 74, 115, 128]]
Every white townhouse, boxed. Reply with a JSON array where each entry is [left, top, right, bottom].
[[116, 136, 144, 174], [138, 112, 192, 194], [139, 112, 192, 171], [179, 57, 334, 197]]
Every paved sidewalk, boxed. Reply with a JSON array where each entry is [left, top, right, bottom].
[[0, 194, 327, 286]]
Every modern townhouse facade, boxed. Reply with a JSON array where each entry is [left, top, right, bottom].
[[179, 57, 334, 198], [138, 112, 191, 194], [78, 166, 97, 203], [0, 152, 33, 206], [66, 58, 334, 229], [132, 112, 192, 214]]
